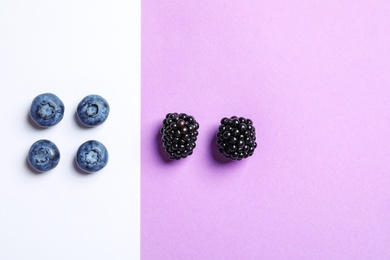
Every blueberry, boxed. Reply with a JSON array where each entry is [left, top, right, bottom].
[[76, 95, 110, 127], [28, 139, 60, 172], [29, 93, 65, 128], [76, 140, 108, 173]]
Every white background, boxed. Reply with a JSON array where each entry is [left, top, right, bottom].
[[0, 0, 140, 259]]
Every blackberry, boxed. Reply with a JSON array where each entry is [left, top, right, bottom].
[[217, 116, 257, 160], [160, 113, 199, 160]]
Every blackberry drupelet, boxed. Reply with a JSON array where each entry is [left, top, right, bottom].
[[160, 113, 199, 160], [217, 116, 257, 160]]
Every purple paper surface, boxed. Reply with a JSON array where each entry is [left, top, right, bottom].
[[142, 1, 390, 259]]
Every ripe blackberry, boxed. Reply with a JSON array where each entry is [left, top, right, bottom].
[[217, 116, 257, 160], [160, 113, 199, 160]]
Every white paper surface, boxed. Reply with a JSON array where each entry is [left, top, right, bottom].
[[0, 0, 140, 259]]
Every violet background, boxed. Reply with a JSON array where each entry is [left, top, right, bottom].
[[142, 1, 390, 259]]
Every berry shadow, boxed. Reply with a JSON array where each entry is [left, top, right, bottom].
[[27, 113, 46, 130], [156, 130, 175, 163], [25, 157, 45, 175], [74, 112, 90, 129], [73, 157, 93, 175], [73, 156, 99, 175], [210, 131, 234, 164]]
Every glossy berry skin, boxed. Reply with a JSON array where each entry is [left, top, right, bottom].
[[28, 139, 60, 172], [77, 95, 110, 127], [76, 140, 108, 173], [160, 113, 199, 160], [29, 93, 65, 128], [217, 116, 257, 160]]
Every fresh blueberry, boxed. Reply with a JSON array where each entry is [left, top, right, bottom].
[[76, 95, 110, 127], [28, 139, 60, 172], [29, 93, 65, 128], [76, 140, 108, 173]]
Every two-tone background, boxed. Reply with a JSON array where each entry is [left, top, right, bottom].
[[2, 0, 390, 259]]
